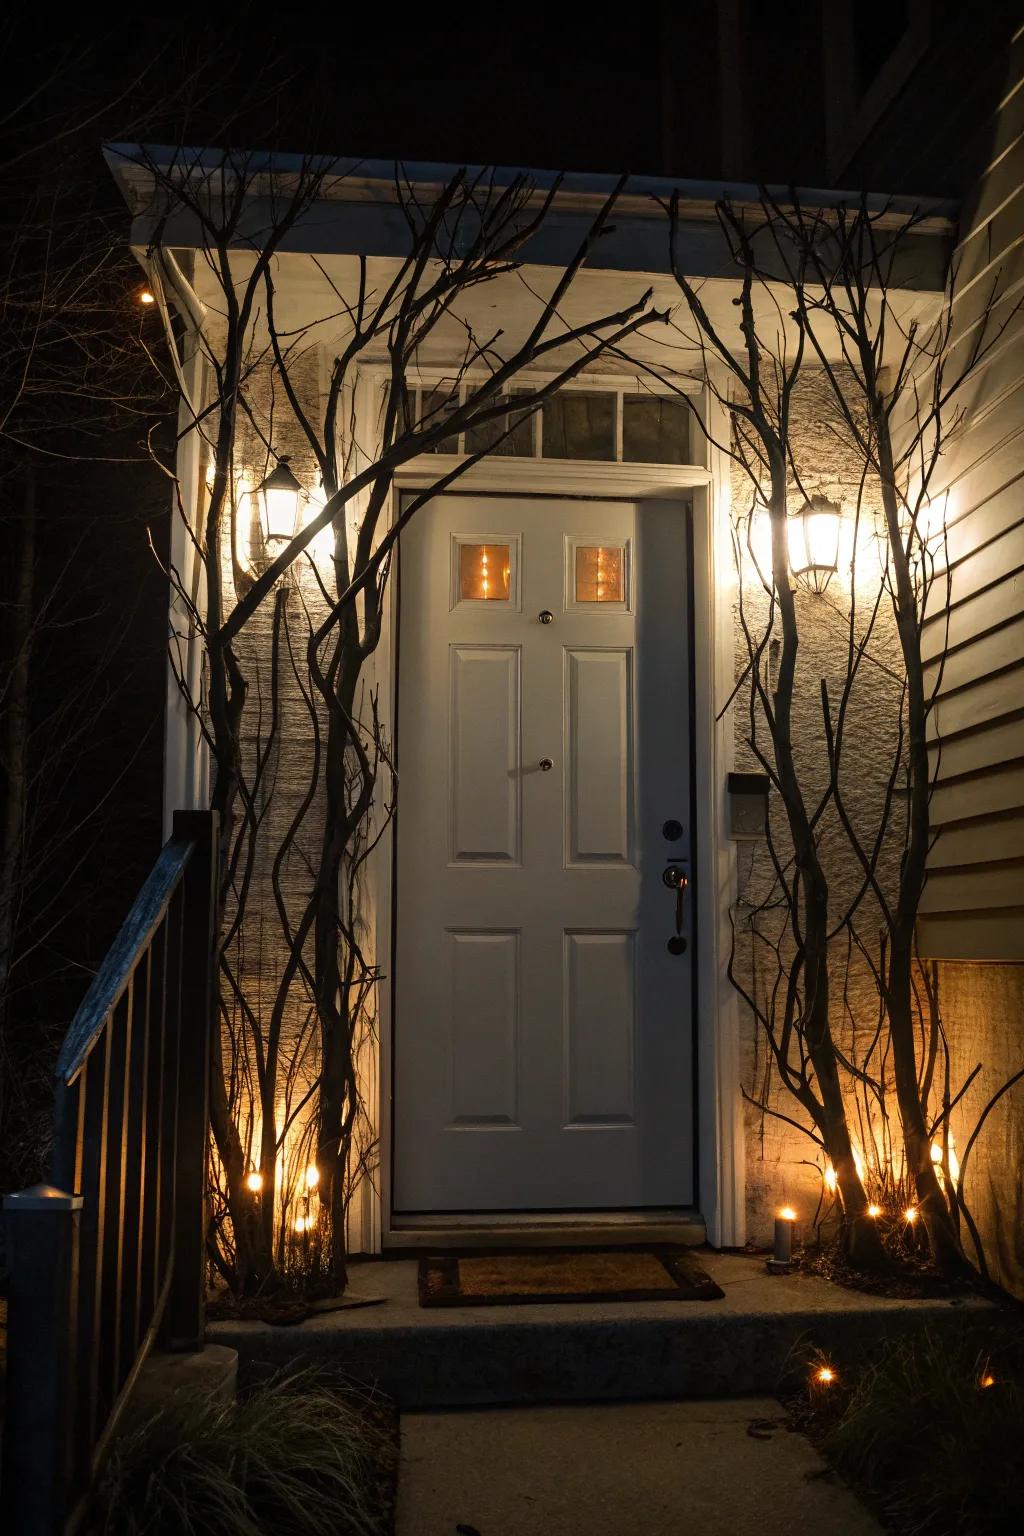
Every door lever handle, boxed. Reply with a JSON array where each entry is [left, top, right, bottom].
[[663, 864, 689, 954]]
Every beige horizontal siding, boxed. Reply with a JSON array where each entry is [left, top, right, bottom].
[[924, 613, 1024, 692], [922, 572, 1024, 659], [919, 860, 1024, 914], [929, 663, 1024, 739], [930, 761, 1024, 826], [920, 35, 1024, 960], [918, 907, 1024, 960], [930, 809, 1024, 868], [928, 715, 1024, 779]]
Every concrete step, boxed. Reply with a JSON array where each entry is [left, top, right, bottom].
[[384, 1208, 706, 1253], [210, 1251, 992, 1410]]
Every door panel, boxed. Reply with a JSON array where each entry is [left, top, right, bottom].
[[393, 493, 692, 1212], [449, 646, 521, 863], [565, 648, 633, 864], [564, 930, 636, 1125], [449, 930, 520, 1126]]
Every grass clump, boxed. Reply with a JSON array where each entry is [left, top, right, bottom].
[[822, 1322, 1024, 1536], [90, 1369, 397, 1536]]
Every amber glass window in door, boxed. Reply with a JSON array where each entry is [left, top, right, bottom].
[[459, 543, 512, 602], [574, 544, 625, 603]]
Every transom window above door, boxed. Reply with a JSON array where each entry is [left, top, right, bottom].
[[412, 380, 698, 465]]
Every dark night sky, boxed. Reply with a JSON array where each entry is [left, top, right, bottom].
[[15, 2, 828, 186]]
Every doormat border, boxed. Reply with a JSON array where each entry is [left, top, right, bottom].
[[417, 1244, 724, 1307]]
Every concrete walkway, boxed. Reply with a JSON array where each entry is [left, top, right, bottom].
[[396, 1398, 882, 1536]]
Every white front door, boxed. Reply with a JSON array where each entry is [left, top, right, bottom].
[[393, 493, 693, 1212]]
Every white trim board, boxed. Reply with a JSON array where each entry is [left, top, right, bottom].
[[362, 448, 744, 1252]]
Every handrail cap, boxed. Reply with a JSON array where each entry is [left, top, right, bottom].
[[4, 1183, 84, 1212]]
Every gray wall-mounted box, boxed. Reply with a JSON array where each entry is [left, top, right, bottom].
[[727, 771, 770, 840]]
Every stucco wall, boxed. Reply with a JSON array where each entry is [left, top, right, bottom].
[[212, 348, 385, 1256], [730, 368, 906, 1240]]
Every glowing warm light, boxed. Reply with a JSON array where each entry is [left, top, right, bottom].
[[245, 1171, 263, 1193], [778, 1206, 797, 1222], [139, 289, 155, 305], [867, 1204, 882, 1219], [256, 457, 302, 543], [980, 1373, 996, 1389], [293, 1214, 310, 1234], [931, 1136, 961, 1185], [304, 1164, 320, 1191], [815, 1366, 836, 1385], [904, 1206, 918, 1223], [824, 1164, 838, 1193], [788, 496, 842, 594]]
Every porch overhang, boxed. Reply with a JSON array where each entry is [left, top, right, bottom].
[[104, 145, 955, 382], [105, 145, 957, 293]]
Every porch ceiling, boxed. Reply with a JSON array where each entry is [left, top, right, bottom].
[[188, 249, 947, 380]]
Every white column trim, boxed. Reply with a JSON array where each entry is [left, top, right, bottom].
[[163, 335, 209, 834]]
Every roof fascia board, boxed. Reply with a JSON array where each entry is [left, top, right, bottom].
[[104, 145, 956, 292]]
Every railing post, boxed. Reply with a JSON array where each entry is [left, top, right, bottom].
[[164, 809, 219, 1350], [1, 1184, 84, 1535]]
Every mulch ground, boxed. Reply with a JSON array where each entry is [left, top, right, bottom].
[[801, 1243, 996, 1301]]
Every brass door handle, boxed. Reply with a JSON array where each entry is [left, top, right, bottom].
[[663, 864, 689, 954]]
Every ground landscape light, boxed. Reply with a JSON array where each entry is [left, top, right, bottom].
[[867, 1204, 882, 1218], [772, 1206, 797, 1265], [139, 288, 155, 304], [788, 495, 842, 593]]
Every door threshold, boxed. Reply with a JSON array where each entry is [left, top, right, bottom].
[[383, 1208, 707, 1252]]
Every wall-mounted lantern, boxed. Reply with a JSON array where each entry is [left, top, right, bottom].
[[256, 456, 302, 544], [788, 494, 842, 594], [727, 771, 770, 840]]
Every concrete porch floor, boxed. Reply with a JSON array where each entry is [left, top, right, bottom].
[[209, 1251, 992, 1409], [397, 1398, 884, 1535]]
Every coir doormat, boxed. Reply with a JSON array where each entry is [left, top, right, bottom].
[[418, 1246, 724, 1307]]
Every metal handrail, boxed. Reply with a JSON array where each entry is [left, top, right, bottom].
[[2, 809, 219, 1536], [56, 834, 195, 1082]]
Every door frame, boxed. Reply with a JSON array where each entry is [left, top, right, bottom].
[[358, 402, 744, 1252]]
